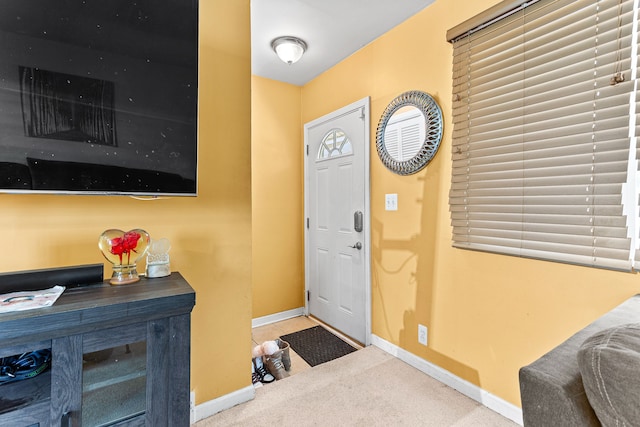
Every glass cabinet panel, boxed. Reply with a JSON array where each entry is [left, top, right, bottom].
[[82, 341, 146, 426]]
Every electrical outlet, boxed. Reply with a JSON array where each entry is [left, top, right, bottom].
[[190, 391, 196, 424], [385, 193, 398, 211], [418, 324, 428, 346]]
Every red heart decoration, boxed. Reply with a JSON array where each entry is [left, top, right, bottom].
[[98, 229, 150, 266]]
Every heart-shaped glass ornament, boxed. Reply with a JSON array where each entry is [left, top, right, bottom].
[[98, 229, 150, 285]]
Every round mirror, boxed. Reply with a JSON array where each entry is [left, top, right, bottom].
[[376, 90, 443, 175]]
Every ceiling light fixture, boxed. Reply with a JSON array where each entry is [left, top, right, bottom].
[[271, 36, 307, 65]]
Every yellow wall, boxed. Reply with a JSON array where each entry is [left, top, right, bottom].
[[251, 76, 305, 318], [299, 0, 640, 406], [0, 0, 252, 406]]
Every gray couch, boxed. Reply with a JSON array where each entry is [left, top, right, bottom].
[[519, 295, 640, 426]]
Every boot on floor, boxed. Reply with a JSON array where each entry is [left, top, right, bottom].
[[275, 339, 291, 371], [265, 350, 289, 380]]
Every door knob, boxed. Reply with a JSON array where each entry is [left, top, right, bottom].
[[349, 242, 362, 250]]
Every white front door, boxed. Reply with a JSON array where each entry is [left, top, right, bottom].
[[304, 97, 370, 345]]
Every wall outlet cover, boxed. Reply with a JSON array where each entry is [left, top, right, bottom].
[[418, 324, 428, 346], [190, 391, 196, 423]]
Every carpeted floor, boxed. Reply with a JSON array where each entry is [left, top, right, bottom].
[[196, 345, 518, 426], [280, 325, 357, 367]]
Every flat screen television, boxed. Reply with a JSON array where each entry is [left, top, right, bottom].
[[0, 0, 198, 196]]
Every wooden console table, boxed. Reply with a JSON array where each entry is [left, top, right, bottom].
[[0, 272, 195, 427]]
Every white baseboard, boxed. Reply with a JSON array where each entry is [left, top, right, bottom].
[[371, 334, 523, 426], [191, 385, 255, 424], [251, 307, 305, 328]]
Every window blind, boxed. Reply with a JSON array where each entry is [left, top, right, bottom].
[[449, 0, 636, 270], [634, 4, 640, 269]]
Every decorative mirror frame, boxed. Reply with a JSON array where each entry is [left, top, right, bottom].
[[375, 90, 443, 175]]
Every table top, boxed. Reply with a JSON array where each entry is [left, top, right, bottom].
[[0, 272, 195, 347]]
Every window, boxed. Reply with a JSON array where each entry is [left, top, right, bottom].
[[448, 0, 638, 270], [317, 128, 353, 159]]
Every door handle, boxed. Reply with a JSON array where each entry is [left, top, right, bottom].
[[349, 242, 362, 250], [354, 211, 363, 232]]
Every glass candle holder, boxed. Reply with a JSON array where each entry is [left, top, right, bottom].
[[146, 238, 171, 278]]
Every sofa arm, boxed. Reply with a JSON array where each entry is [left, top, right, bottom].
[[520, 359, 599, 426], [519, 294, 640, 427]]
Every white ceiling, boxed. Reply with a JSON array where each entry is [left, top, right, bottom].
[[250, 0, 435, 86]]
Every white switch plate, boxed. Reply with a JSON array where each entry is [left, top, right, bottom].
[[385, 193, 398, 211]]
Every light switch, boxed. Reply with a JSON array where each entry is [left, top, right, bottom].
[[385, 193, 398, 211]]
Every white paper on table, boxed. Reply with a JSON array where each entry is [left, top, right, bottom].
[[0, 285, 65, 313]]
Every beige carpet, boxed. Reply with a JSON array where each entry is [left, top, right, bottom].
[[196, 346, 518, 426]]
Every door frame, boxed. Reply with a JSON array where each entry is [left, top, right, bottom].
[[303, 96, 371, 346]]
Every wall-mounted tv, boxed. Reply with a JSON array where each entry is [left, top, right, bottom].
[[0, 0, 198, 196]]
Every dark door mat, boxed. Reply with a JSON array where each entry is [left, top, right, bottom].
[[280, 325, 357, 367]]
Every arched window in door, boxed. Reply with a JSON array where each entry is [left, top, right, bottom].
[[317, 128, 353, 160]]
